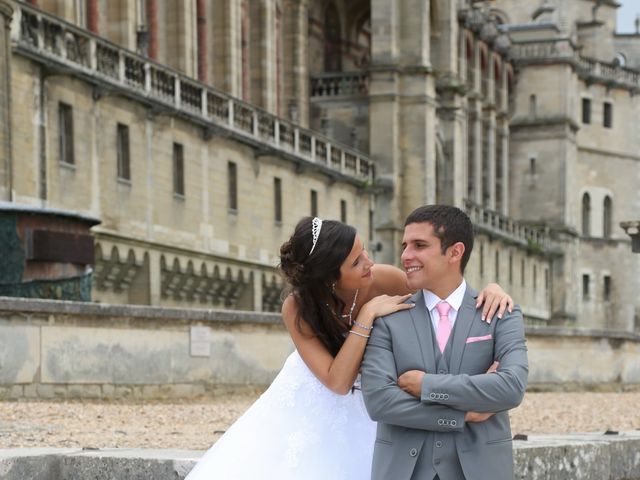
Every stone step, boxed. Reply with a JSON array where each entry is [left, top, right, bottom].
[[1, 432, 639, 479]]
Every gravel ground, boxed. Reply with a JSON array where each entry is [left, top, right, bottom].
[[1, 392, 639, 451]]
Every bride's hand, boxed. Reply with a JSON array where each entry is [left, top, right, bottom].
[[476, 283, 513, 323], [359, 294, 414, 320]]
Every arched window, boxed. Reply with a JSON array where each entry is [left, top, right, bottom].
[[603, 196, 612, 239], [324, 2, 342, 72], [581, 193, 591, 237]]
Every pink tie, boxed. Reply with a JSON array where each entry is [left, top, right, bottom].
[[436, 301, 452, 353]]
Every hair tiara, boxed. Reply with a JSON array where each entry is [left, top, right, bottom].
[[309, 217, 323, 256]]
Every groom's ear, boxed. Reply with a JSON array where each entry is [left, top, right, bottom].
[[447, 242, 466, 265]]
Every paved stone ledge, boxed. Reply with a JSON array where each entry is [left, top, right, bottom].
[[1, 432, 639, 479]]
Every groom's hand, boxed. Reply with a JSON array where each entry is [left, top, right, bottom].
[[397, 370, 425, 398]]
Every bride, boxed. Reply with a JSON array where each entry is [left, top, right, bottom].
[[185, 217, 512, 479]]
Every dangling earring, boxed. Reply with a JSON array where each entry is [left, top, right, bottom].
[[331, 282, 336, 293]]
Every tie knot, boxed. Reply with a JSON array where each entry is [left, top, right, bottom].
[[436, 301, 451, 318]]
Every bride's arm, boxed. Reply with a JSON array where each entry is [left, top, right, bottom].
[[372, 264, 514, 321], [282, 294, 412, 395]]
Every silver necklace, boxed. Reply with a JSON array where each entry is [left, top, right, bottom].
[[341, 289, 359, 325]]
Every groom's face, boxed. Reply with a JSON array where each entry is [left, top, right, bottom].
[[401, 222, 451, 292]]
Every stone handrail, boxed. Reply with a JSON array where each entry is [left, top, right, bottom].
[[11, 3, 373, 183], [510, 40, 640, 90], [310, 71, 369, 97], [464, 200, 552, 251]]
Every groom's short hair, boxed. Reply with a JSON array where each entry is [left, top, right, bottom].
[[404, 205, 474, 273]]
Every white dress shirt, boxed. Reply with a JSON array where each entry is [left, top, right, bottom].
[[423, 279, 467, 334]]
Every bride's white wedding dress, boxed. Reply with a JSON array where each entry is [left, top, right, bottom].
[[185, 350, 376, 479]]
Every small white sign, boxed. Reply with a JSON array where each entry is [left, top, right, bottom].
[[190, 325, 212, 357]]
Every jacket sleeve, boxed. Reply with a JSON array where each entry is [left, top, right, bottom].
[[361, 315, 466, 433], [420, 306, 528, 413]]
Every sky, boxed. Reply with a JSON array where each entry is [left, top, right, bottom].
[[616, 0, 640, 33]]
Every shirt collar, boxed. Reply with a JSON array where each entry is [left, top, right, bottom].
[[423, 279, 467, 313]]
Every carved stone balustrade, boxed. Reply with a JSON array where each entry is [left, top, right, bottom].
[[11, 3, 373, 186]]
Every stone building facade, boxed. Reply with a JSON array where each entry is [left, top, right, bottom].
[[0, 0, 638, 331]]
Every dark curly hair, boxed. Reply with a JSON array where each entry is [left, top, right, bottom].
[[279, 217, 356, 356]]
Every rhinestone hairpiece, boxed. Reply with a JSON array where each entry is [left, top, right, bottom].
[[309, 217, 323, 256]]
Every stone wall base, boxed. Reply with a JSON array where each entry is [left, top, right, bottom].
[[1, 432, 639, 479]]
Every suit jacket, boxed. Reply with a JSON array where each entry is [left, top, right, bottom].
[[361, 286, 528, 480]]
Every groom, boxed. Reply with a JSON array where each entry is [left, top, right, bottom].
[[361, 205, 528, 480]]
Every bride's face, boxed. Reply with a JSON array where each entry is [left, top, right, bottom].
[[337, 234, 374, 290]]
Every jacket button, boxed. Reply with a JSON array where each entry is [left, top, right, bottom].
[[451, 420, 457, 427], [429, 393, 436, 399], [438, 419, 444, 425], [435, 441, 443, 448], [409, 448, 418, 457]]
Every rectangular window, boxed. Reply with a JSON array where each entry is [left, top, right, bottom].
[[228, 161, 238, 211], [582, 274, 590, 300], [173, 143, 185, 196], [533, 265, 537, 292], [274, 177, 282, 223], [494, 251, 499, 282], [603, 275, 611, 301], [582, 98, 591, 124], [116, 123, 130, 180], [310, 190, 318, 217], [521, 259, 525, 287], [369, 209, 374, 242], [603, 102, 613, 128], [340, 200, 347, 223], [59, 102, 75, 165], [479, 243, 484, 277]]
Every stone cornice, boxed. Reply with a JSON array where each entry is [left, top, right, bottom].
[[510, 115, 580, 132], [0, 295, 283, 324]]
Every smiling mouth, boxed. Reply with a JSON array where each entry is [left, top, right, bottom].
[[405, 266, 422, 273]]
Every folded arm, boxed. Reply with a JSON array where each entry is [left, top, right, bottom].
[[420, 306, 528, 413], [361, 317, 466, 433]]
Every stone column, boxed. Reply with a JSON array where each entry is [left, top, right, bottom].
[[485, 111, 496, 209], [0, 0, 13, 201], [248, 0, 277, 113], [472, 100, 482, 204], [370, 0, 401, 265], [499, 122, 509, 215], [281, 0, 308, 126], [370, 0, 437, 264], [212, 0, 242, 96]]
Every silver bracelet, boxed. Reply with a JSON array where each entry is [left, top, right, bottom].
[[351, 320, 373, 331], [349, 330, 370, 339]]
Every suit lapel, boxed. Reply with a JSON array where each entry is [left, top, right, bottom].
[[409, 290, 437, 374], [449, 287, 479, 375]]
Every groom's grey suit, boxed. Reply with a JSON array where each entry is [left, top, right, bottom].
[[361, 287, 528, 480]]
